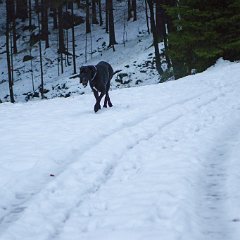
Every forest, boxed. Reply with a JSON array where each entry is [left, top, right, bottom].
[[1, 0, 240, 103]]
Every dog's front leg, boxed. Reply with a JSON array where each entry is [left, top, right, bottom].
[[93, 89, 100, 112], [94, 92, 105, 112], [93, 89, 99, 101]]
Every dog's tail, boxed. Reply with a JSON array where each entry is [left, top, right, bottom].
[[113, 69, 122, 75]]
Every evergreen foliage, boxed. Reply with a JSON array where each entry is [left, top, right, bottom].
[[165, 0, 240, 78]]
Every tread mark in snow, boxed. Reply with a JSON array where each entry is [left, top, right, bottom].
[[198, 124, 240, 240]]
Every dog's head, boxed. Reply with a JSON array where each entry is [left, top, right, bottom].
[[79, 66, 96, 87]]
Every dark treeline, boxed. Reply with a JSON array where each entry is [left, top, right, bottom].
[[165, 0, 240, 79], [2, 0, 240, 103]]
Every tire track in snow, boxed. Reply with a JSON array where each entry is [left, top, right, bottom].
[[200, 149, 229, 239], [198, 123, 240, 240], [50, 118, 184, 240]]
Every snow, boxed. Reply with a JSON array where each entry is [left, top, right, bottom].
[[1, 59, 240, 240]]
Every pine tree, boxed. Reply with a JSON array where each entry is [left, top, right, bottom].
[[219, 0, 240, 61], [166, 0, 240, 78]]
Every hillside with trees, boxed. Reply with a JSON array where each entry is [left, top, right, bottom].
[[0, 0, 239, 103]]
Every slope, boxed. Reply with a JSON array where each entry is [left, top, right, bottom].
[[1, 59, 240, 240]]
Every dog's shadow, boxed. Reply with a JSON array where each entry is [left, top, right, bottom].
[[71, 103, 131, 118], [70, 108, 107, 117]]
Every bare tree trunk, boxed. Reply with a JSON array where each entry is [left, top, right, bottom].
[[37, 8, 44, 98], [86, 0, 91, 33], [44, 0, 49, 48], [145, 0, 150, 34], [29, 0, 32, 27], [105, 0, 109, 32], [10, 24, 14, 85], [127, 0, 131, 21], [52, 7, 58, 29], [16, 0, 28, 21], [92, 0, 99, 24], [71, 1, 76, 74], [122, 9, 127, 46], [108, 0, 117, 50], [7, 0, 17, 53], [12, 2, 18, 53], [156, 0, 172, 69], [127, 0, 136, 21], [155, 0, 165, 41], [58, 4, 64, 74], [147, 0, 163, 75], [161, 1, 171, 69], [85, 31, 88, 63], [98, 0, 103, 26], [76, 0, 81, 8], [35, 0, 39, 15], [30, 47, 35, 92], [41, 0, 49, 48], [132, 0, 137, 21], [6, 0, 15, 103]]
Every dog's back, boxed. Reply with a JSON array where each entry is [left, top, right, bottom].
[[96, 61, 114, 81]]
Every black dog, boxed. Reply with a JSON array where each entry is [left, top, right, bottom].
[[80, 61, 120, 112]]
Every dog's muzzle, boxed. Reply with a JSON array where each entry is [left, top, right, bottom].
[[80, 78, 88, 87]]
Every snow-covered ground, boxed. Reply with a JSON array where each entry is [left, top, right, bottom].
[[1, 59, 240, 240]]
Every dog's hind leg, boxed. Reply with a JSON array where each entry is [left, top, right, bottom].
[[107, 92, 113, 107], [104, 82, 112, 108], [103, 92, 112, 108], [103, 94, 108, 108]]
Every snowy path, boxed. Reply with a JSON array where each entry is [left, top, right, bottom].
[[0, 90, 205, 232], [1, 60, 240, 240], [197, 120, 240, 240]]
